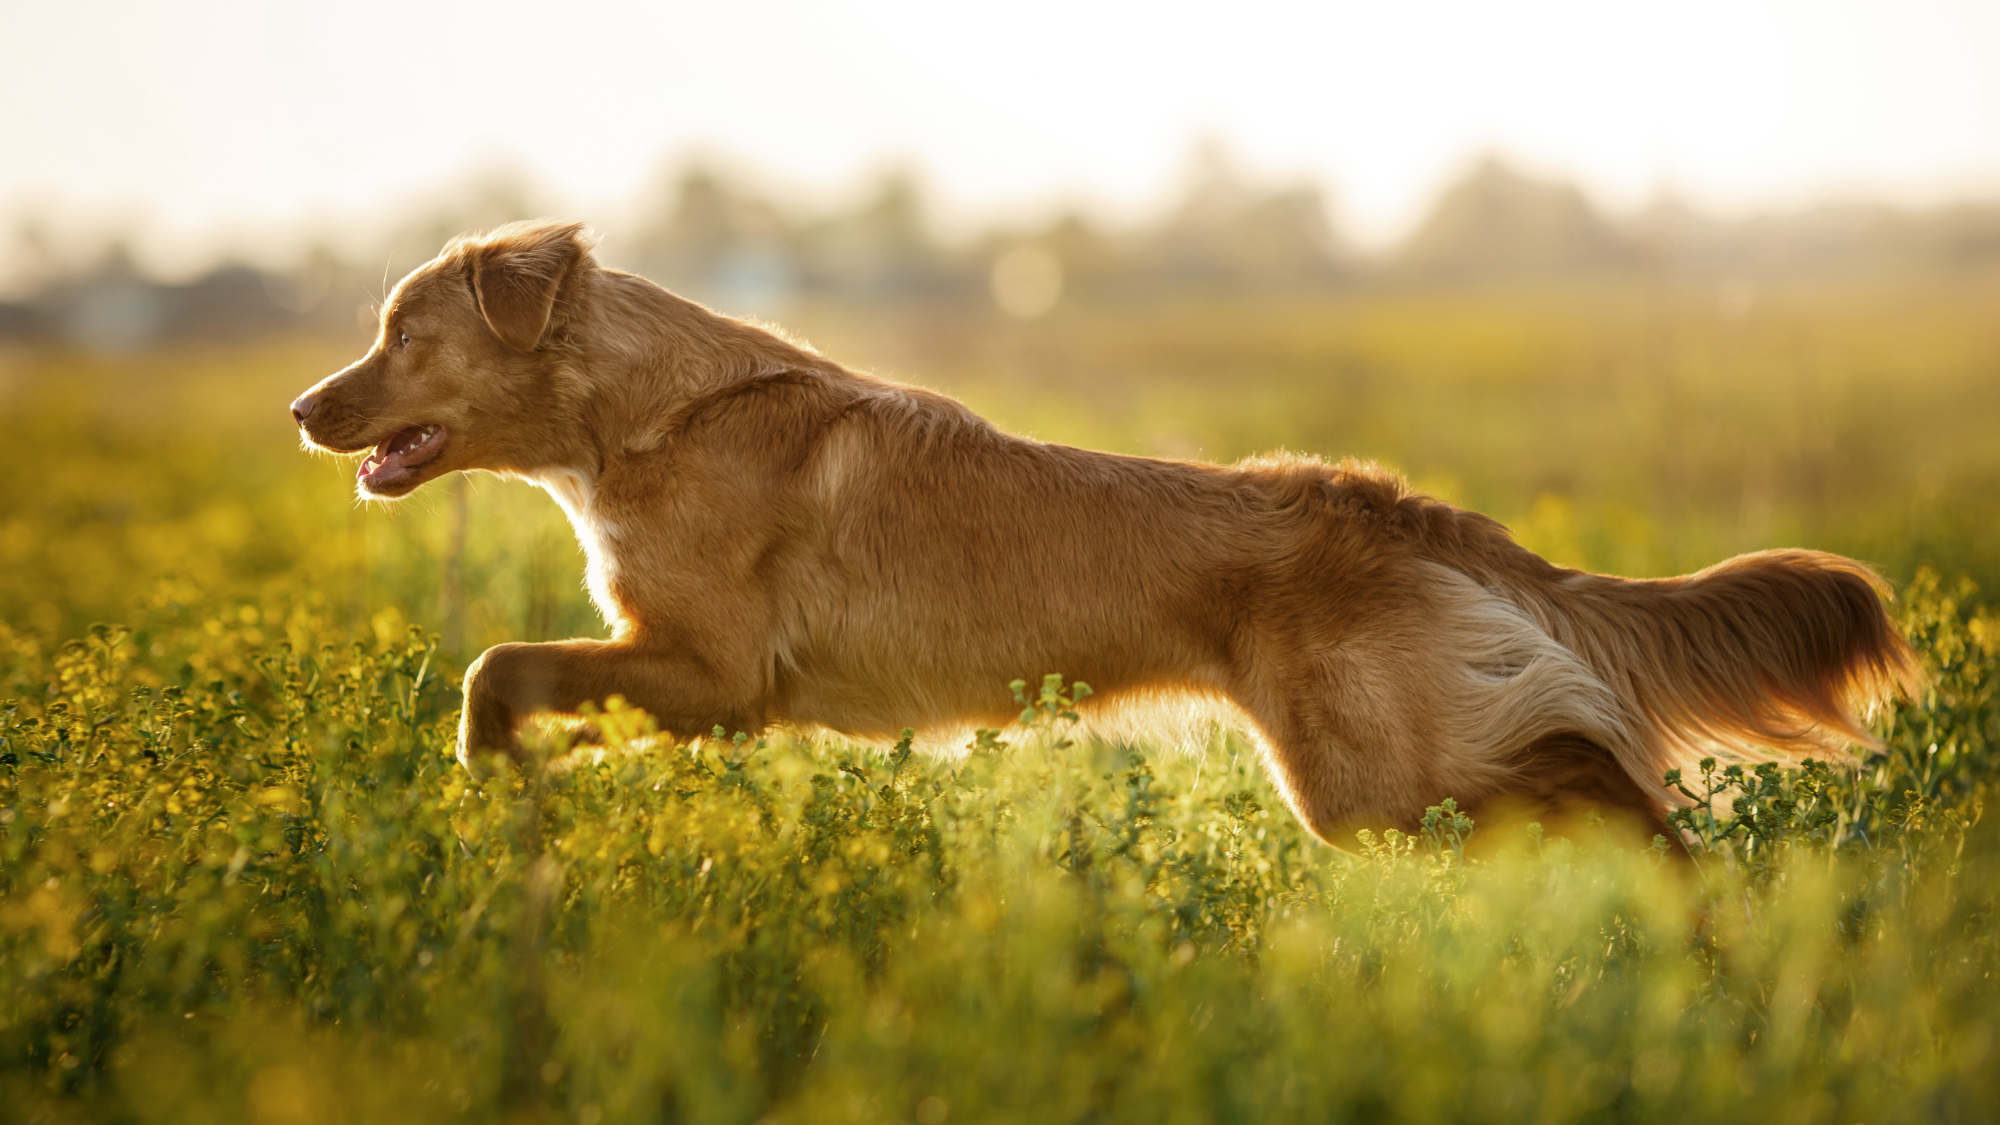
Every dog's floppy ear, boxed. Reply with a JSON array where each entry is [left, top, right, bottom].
[[467, 221, 590, 352]]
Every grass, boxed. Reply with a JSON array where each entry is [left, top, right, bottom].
[[2, 277, 1998, 1122]]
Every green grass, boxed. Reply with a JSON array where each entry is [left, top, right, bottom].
[[2, 279, 1999, 1122]]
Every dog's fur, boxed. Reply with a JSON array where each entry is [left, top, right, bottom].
[[291, 219, 1922, 844]]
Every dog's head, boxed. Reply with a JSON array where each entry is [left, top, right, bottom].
[[290, 220, 594, 499]]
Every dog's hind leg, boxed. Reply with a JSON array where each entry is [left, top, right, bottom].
[[1229, 561, 1650, 846], [1243, 687, 1671, 850], [1465, 731, 1680, 848], [1225, 649, 1464, 844], [458, 639, 767, 770]]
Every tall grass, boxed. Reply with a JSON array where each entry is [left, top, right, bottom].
[[2, 279, 1998, 1121]]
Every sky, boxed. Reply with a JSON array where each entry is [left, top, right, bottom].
[[4, 0, 1999, 277]]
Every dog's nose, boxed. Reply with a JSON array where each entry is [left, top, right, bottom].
[[290, 394, 315, 425]]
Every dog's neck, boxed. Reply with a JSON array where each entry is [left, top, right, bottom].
[[499, 271, 836, 634], [546, 269, 831, 470]]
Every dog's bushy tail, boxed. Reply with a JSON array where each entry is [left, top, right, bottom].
[[1509, 550, 1923, 797]]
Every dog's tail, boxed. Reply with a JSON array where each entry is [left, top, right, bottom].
[[1499, 549, 1923, 800]]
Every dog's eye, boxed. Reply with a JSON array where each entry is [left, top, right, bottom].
[[398, 332, 411, 347]]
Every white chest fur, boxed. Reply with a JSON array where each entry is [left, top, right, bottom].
[[526, 467, 624, 629]]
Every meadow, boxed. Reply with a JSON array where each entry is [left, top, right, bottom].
[[2, 275, 1998, 1123]]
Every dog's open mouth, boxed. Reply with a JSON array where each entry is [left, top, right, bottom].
[[357, 423, 448, 491]]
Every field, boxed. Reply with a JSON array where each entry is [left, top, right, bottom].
[[3, 277, 1998, 1123]]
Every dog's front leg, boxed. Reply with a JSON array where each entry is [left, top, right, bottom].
[[456, 639, 763, 770]]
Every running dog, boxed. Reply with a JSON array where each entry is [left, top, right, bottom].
[[289, 220, 1919, 843]]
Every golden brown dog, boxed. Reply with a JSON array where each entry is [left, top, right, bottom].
[[290, 219, 1920, 844]]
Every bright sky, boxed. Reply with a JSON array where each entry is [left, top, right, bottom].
[[4, 0, 1999, 274]]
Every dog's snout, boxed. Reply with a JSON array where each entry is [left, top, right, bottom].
[[290, 394, 316, 425]]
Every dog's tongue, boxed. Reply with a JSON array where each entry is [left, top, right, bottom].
[[373, 425, 426, 463], [358, 424, 432, 484]]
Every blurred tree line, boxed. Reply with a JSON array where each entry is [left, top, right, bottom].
[[5, 147, 2000, 351]]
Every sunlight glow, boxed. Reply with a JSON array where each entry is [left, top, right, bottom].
[[1, 0, 1997, 270]]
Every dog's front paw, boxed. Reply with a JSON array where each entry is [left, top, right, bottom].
[[454, 727, 495, 778], [456, 643, 534, 775]]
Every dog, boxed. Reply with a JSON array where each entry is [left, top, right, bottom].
[[290, 219, 1921, 844]]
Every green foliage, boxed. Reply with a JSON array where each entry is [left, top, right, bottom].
[[1011, 674, 1093, 747]]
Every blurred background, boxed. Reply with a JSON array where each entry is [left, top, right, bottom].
[[4, 0, 1999, 662]]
